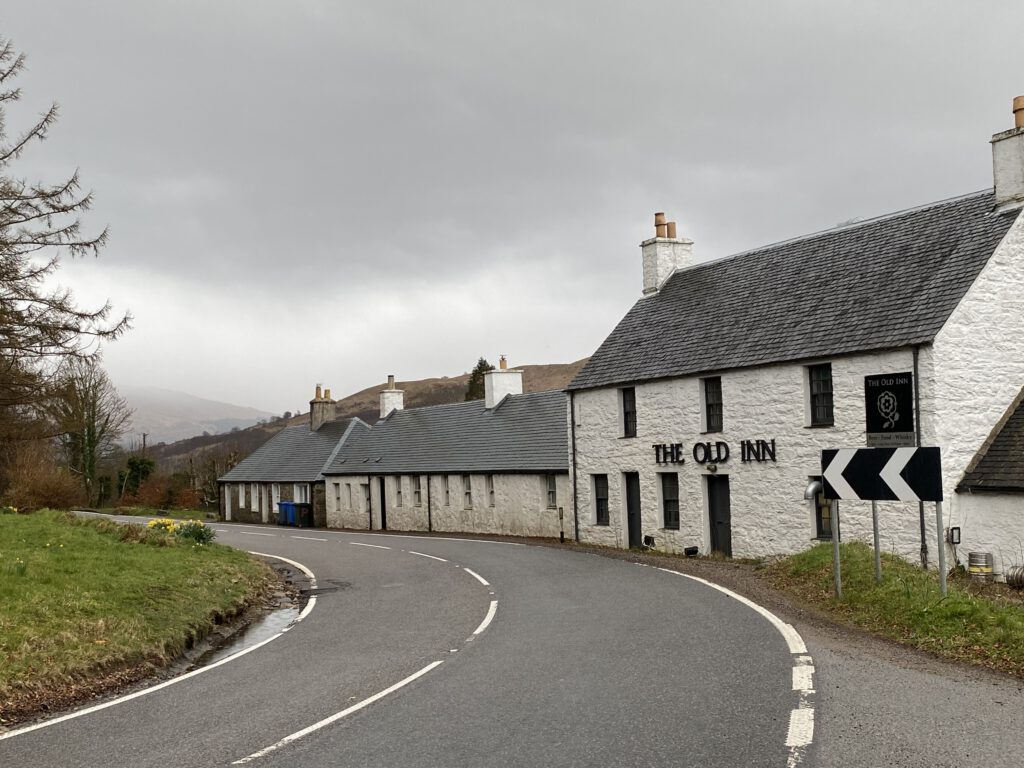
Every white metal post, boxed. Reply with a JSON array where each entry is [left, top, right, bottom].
[[831, 499, 842, 599], [871, 500, 882, 584], [935, 501, 948, 597]]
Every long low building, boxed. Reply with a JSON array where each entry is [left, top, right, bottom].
[[566, 98, 1024, 575], [323, 364, 571, 539]]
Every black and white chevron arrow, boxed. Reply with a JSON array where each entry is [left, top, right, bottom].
[[821, 447, 943, 502]]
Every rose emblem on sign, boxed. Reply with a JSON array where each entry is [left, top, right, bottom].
[[877, 390, 899, 429]]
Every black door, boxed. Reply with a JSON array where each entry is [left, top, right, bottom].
[[378, 477, 388, 530], [707, 475, 732, 557], [624, 472, 642, 548]]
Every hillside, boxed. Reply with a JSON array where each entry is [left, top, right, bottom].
[[122, 385, 275, 445], [148, 359, 589, 489]]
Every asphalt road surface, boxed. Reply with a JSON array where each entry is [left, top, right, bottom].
[[0, 522, 807, 767], [2, 521, 1022, 767]]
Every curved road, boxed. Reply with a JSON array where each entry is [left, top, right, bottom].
[[0, 523, 811, 767]]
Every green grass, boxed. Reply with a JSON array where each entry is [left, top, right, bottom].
[[105, 506, 208, 520], [766, 541, 1024, 676], [0, 510, 270, 709]]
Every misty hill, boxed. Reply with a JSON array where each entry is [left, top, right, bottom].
[[149, 359, 588, 475], [121, 385, 276, 446]]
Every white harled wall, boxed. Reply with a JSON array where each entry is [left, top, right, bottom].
[[325, 472, 569, 538], [571, 348, 945, 560]]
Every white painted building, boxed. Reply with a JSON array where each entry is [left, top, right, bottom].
[[323, 364, 571, 540], [567, 99, 1024, 575]]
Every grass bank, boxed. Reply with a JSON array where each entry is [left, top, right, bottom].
[[101, 506, 208, 520], [765, 541, 1024, 676], [0, 510, 270, 719]]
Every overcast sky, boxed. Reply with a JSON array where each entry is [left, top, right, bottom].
[[6, 1, 1024, 415]]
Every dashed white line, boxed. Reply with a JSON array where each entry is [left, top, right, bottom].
[[0, 552, 318, 744], [408, 550, 448, 562], [350, 542, 392, 550], [231, 660, 445, 764], [462, 567, 490, 586], [792, 665, 815, 692], [785, 707, 815, 747], [291, 536, 328, 542], [240, 532, 277, 537], [472, 600, 499, 636]]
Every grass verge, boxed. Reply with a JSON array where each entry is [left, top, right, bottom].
[[0, 510, 271, 718], [765, 541, 1024, 676], [103, 506, 208, 520]]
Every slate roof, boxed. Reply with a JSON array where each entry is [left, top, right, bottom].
[[569, 191, 1019, 391], [959, 387, 1024, 493], [324, 390, 568, 475], [219, 418, 370, 483]]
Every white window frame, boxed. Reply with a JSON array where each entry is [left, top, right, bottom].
[[486, 475, 495, 507], [463, 474, 473, 509], [545, 474, 557, 508], [444, 475, 451, 506], [395, 476, 403, 507], [237, 483, 244, 507], [413, 475, 422, 506], [294, 483, 310, 504], [346, 483, 353, 510]]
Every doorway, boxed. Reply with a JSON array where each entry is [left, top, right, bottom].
[[624, 472, 642, 548], [707, 475, 732, 557], [377, 477, 388, 530]]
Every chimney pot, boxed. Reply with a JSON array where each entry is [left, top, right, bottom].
[[666, 221, 677, 239], [499, 355, 508, 370], [324, 388, 331, 400], [387, 374, 395, 390], [1014, 95, 1024, 128], [654, 212, 668, 238], [315, 384, 322, 400]]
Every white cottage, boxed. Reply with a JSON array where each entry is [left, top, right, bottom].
[[567, 98, 1024, 575], [323, 364, 571, 539]]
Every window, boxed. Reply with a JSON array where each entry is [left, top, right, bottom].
[[808, 363, 834, 426], [487, 475, 495, 507], [703, 377, 723, 433], [413, 475, 422, 506], [294, 483, 310, 503], [334, 482, 341, 509], [812, 476, 832, 540], [545, 474, 557, 508], [661, 473, 679, 530], [621, 387, 637, 438], [444, 475, 451, 506], [251, 483, 258, 510], [395, 476, 403, 506], [237, 483, 244, 507], [463, 474, 473, 509], [593, 474, 609, 526], [346, 483, 353, 509]]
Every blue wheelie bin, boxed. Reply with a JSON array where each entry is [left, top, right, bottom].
[[277, 501, 295, 526]]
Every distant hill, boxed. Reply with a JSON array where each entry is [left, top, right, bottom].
[[149, 359, 589, 476], [121, 385, 276, 445]]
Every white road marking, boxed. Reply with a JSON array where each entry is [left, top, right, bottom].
[[240, 532, 276, 537], [231, 660, 445, 764], [408, 550, 448, 562], [792, 665, 815, 692], [785, 707, 815, 747], [655, 568, 807, 654], [462, 567, 490, 586], [472, 600, 499, 635], [350, 542, 392, 550], [291, 536, 328, 542], [0, 552, 318, 743]]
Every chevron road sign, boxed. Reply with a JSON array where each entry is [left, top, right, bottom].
[[821, 447, 942, 502]]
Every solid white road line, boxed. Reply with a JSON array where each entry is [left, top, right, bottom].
[[232, 661, 445, 764], [291, 536, 328, 542], [785, 707, 815, 747], [472, 600, 499, 636], [408, 550, 448, 562], [462, 567, 490, 586], [350, 542, 392, 550], [0, 552, 318, 744], [655, 568, 807, 654]]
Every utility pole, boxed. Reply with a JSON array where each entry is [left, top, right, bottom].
[[141, 432, 148, 456]]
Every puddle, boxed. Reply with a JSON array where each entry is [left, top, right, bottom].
[[194, 606, 301, 667]]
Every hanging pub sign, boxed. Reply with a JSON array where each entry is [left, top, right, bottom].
[[864, 372, 915, 447]]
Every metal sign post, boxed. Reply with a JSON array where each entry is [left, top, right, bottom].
[[871, 500, 881, 584], [831, 500, 842, 599], [935, 501, 947, 597]]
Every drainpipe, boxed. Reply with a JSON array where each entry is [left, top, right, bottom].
[[913, 346, 928, 569], [570, 391, 580, 542], [426, 475, 433, 532]]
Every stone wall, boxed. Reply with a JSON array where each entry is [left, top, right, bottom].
[[324, 472, 569, 539]]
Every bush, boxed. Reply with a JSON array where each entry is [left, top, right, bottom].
[[2, 442, 84, 511], [175, 519, 216, 545]]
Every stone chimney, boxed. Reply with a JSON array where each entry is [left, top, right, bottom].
[[992, 96, 1024, 211], [641, 211, 693, 295], [379, 374, 404, 419], [484, 355, 523, 409], [309, 384, 336, 431]]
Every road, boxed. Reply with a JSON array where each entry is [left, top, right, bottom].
[[2, 521, 1022, 767], [0, 522, 808, 767]]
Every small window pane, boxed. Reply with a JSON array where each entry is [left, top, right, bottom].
[[809, 364, 834, 426], [463, 474, 473, 509], [546, 474, 557, 508], [661, 473, 679, 530], [594, 474, 609, 526], [704, 377, 723, 433], [621, 387, 637, 438]]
